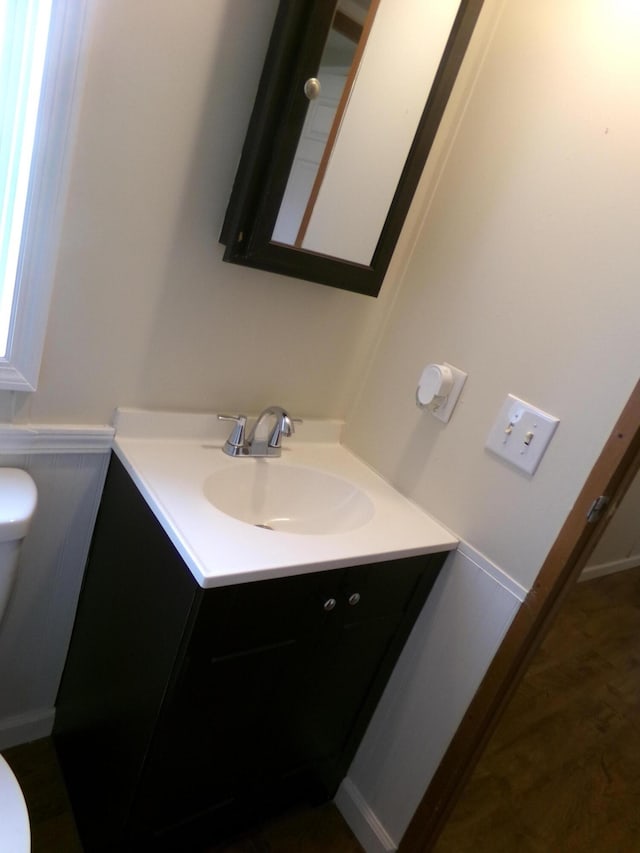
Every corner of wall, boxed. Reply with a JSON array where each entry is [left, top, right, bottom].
[[338, 543, 521, 846]]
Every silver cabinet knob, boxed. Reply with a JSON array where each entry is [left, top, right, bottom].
[[348, 593, 361, 606], [304, 77, 321, 100], [323, 598, 337, 612]]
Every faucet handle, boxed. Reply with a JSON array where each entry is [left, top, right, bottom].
[[217, 413, 247, 452]]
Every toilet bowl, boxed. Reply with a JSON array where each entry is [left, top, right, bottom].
[[0, 468, 37, 853], [0, 754, 30, 853]]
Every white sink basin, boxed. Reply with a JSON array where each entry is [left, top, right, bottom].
[[204, 461, 374, 535], [112, 409, 459, 588]]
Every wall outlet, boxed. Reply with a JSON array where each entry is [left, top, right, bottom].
[[485, 394, 559, 475], [430, 363, 468, 423]]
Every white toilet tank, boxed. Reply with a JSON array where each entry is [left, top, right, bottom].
[[0, 468, 37, 625], [0, 468, 36, 853]]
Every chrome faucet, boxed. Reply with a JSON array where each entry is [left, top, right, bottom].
[[217, 406, 298, 457]]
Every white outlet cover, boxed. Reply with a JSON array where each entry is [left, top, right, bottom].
[[485, 394, 559, 475]]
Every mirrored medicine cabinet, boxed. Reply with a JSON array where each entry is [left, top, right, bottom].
[[220, 0, 484, 297]]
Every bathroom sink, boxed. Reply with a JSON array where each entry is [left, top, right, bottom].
[[112, 409, 459, 587], [203, 461, 374, 535]]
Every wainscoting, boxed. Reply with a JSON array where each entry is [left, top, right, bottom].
[[336, 543, 525, 852], [0, 425, 113, 749]]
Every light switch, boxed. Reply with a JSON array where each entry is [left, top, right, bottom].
[[485, 394, 559, 475]]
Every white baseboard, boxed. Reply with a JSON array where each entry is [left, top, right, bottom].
[[0, 708, 55, 750], [580, 555, 640, 582], [335, 777, 397, 853]]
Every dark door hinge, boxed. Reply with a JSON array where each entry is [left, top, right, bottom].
[[586, 495, 610, 523]]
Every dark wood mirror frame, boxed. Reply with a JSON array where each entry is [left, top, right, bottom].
[[220, 0, 485, 298]]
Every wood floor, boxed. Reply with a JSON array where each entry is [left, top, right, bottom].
[[435, 566, 640, 852], [2, 737, 362, 852]]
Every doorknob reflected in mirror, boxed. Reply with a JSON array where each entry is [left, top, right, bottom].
[[303, 77, 321, 100], [274, 0, 375, 254], [220, 0, 486, 297]]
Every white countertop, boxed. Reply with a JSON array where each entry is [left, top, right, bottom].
[[112, 409, 458, 588]]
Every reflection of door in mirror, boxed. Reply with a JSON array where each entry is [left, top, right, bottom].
[[272, 0, 375, 251], [272, 0, 463, 267], [271, 69, 350, 246]]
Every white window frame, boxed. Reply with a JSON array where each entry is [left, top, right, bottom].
[[0, 0, 90, 391]]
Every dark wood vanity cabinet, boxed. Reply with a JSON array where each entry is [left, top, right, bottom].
[[54, 455, 446, 851]]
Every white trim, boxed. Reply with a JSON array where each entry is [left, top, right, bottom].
[[0, 424, 113, 454], [0, 0, 92, 390], [0, 708, 54, 750], [579, 555, 640, 583], [457, 539, 528, 602], [335, 777, 397, 853]]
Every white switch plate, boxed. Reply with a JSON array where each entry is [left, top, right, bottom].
[[485, 394, 559, 475]]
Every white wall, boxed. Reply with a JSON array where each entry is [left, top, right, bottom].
[[345, 0, 640, 592], [6, 0, 403, 427], [341, 0, 640, 847]]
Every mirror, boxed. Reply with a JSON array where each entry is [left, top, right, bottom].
[[220, 0, 484, 297], [272, 1, 372, 255]]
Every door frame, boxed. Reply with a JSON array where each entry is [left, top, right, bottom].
[[399, 378, 640, 851]]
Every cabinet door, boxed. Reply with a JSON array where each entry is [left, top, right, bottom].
[[135, 569, 339, 832], [281, 555, 439, 792], [135, 554, 443, 839]]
